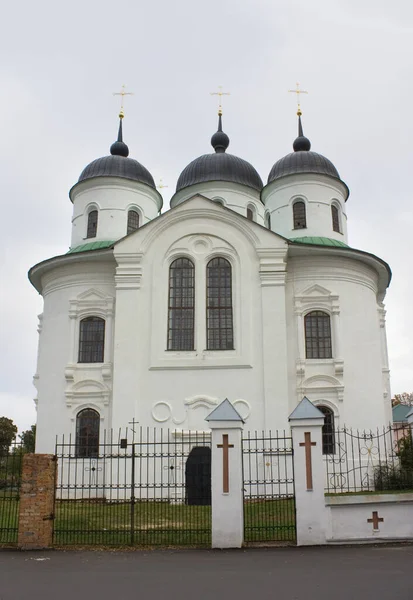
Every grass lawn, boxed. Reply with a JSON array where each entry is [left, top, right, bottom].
[[1, 496, 296, 547], [0, 497, 19, 544]]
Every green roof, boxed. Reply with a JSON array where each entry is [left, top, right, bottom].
[[392, 404, 412, 423], [67, 240, 116, 254], [289, 236, 349, 248]]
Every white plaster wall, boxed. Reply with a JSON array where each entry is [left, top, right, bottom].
[[262, 174, 348, 243], [70, 178, 162, 247], [286, 253, 390, 429], [326, 494, 413, 542], [111, 196, 288, 435], [170, 181, 265, 225], [34, 259, 116, 453]]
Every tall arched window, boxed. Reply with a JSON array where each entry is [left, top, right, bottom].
[[318, 406, 335, 454], [206, 257, 234, 350], [78, 317, 105, 363], [127, 209, 140, 234], [247, 207, 254, 221], [76, 408, 100, 458], [293, 201, 306, 229], [331, 205, 340, 233], [86, 210, 98, 238], [304, 311, 332, 359], [265, 212, 271, 229], [167, 258, 195, 351]]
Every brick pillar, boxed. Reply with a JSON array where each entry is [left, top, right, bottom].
[[18, 454, 56, 550]]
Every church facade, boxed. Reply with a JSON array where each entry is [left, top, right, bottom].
[[29, 108, 392, 454]]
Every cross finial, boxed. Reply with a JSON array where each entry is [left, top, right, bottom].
[[157, 178, 168, 190], [288, 82, 308, 117], [113, 84, 134, 119], [210, 85, 230, 116]]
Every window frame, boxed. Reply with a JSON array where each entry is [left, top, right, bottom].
[[331, 204, 341, 233], [86, 210, 98, 239], [318, 405, 336, 454], [206, 257, 234, 351], [304, 310, 332, 359], [293, 200, 307, 230], [127, 209, 140, 235], [167, 257, 195, 351], [75, 408, 100, 458], [78, 316, 105, 363]]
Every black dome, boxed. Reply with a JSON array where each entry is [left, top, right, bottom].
[[176, 113, 263, 193], [268, 151, 340, 183], [268, 114, 340, 185], [77, 117, 155, 189], [78, 155, 155, 188], [176, 152, 263, 192]]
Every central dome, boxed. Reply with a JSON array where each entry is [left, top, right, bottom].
[[176, 114, 263, 193]]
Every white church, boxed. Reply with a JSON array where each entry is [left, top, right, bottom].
[[29, 102, 392, 456]]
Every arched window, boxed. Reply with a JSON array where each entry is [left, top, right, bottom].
[[213, 198, 225, 206], [304, 311, 332, 359], [265, 212, 271, 229], [247, 207, 254, 221], [206, 257, 234, 350], [331, 205, 340, 233], [318, 406, 335, 454], [127, 209, 140, 234], [293, 201, 306, 229], [76, 408, 100, 458], [78, 317, 105, 363], [167, 258, 195, 351], [86, 210, 98, 239]]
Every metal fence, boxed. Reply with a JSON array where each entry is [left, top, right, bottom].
[[242, 431, 296, 544], [54, 428, 212, 546], [0, 441, 24, 544], [324, 425, 413, 494]]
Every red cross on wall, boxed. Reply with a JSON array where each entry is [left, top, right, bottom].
[[299, 432, 317, 491], [367, 511, 384, 531]]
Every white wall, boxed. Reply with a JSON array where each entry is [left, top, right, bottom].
[[262, 174, 348, 243], [170, 181, 265, 225], [70, 177, 162, 248], [34, 258, 116, 453], [326, 494, 413, 542]]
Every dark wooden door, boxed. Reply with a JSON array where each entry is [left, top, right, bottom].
[[185, 446, 211, 505]]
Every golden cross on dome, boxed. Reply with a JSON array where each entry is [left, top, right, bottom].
[[210, 85, 230, 116], [113, 84, 134, 119], [288, 82, 308, 117]]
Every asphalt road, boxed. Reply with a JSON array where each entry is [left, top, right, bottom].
[[0, 545, 412, 600]]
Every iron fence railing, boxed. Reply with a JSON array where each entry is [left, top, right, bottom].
[[54, 428, 212, 546], [242, 431, 296, 544], [0, 441, 24, 544], [324, 424, 413, 494]]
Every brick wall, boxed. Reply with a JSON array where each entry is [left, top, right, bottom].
[[18, 454, 56, 550]]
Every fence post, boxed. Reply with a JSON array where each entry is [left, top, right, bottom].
[[206, 399, 244, 549], [18, 454, 57, 550], [289, 397, 326, 546]]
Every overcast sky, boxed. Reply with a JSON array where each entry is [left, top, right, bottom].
[[0, 0, 412, 433]]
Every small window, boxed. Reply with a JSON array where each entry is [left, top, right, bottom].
[[76, 408, 100, 458], [331, 205, 340, 233], [127, 210, 140, 234], [293, 201, 306, 229], [206, 257, 234, 350], [304, 311, 332, 359], [247, 207, 254, 221], [167, 258, 195, 351], [78, 317, 105, 363], [265, 212, 271, 229], [86, 210, 98, 239], [319, 406, 335, 454]]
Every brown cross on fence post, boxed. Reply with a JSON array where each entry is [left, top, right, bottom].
[[367, 511, 384, 530], [217, 434, 234, 493], [299, 432, 317, 491]]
